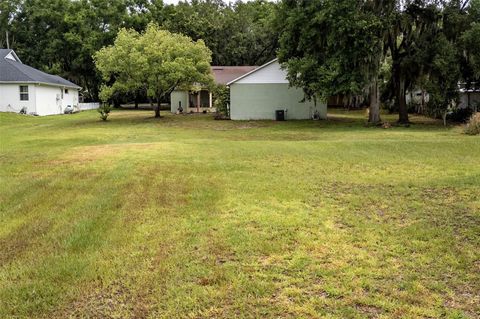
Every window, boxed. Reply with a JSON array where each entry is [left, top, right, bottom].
[[65, 89, 69, 94], [19, 86, 29, 101]]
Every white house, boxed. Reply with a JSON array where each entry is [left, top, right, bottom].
[[0, 49, 81, 116], [227, 59, 327, 120]]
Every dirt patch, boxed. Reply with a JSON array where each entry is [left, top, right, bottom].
[[355, 303, 383, 317], [0, 219, 52, 266], [50, 142, 167, 166], [59, 281, 151, 319]]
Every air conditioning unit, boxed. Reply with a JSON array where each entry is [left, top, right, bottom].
[[56, 94, 61, 100]]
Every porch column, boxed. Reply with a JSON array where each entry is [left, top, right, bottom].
[[209, 92, 213, 108], [197, 92, 200, 113]]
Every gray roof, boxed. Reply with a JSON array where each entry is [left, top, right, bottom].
[[0, 49, 81, 89]]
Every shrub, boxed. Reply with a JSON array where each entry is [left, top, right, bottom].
[[464, 112, 480, 135], [447, 108, 473, 123], [97, 103, 112, 121], [213, 84, 230, 119]]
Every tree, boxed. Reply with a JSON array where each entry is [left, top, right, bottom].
[[277, 0, 386, 124], [425, 34, 461, 125], [161, 0, 278, 66], [384, 0, 445, 124], [94, 23, 213, 118]]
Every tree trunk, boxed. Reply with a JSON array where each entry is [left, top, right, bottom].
[[154, 98, 161, 118], [394, 67, 409, 124], [134, 93, 139, 109], [368, 78, 382, 124]]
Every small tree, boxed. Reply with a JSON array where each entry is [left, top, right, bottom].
[[97, 103, 112, 121], [94, 23, 213, 118]]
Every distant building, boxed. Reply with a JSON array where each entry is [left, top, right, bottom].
[[0, 49, 81, 116]]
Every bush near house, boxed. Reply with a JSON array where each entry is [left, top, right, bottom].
[[464, 112, 480, 135], [213, 84, 230, 120]]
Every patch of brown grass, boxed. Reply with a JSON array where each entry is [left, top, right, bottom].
[[0, 219, 52, 266]]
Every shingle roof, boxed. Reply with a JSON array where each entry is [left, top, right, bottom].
[[212, 66, 257, 85], [0, 49, 81, 89]]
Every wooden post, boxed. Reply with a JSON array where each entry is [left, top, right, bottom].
[[209, 92, 213, 108]]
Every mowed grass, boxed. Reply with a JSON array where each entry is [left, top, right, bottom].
[[0, 109, 479, 319]]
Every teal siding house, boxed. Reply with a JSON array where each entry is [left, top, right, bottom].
[[228, 59, 327, 120]]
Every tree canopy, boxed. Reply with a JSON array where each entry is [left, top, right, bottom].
[[277, 0, 386, 123], [1, 0, 279, 101], [277, 0, 480, 123]]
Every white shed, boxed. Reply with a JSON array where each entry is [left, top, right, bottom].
[[0, 49, 81, 116]]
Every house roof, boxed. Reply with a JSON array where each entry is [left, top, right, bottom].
[[0, 49, 81, 89], [226, 59, 278, 86], [212, 66, 257, 85]]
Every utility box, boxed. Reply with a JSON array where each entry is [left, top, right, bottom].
[[275, 109, 285, 121]]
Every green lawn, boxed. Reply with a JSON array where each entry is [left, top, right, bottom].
[[0, 109, 479, 318]]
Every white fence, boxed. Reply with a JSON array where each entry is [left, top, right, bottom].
[[78, 102, 100, 111]]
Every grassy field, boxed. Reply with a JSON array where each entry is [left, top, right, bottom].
[[0, 109, 479, 318]]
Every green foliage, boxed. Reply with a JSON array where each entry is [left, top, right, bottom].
[[2, 0, 279, 101], [97, 103, 112, 121], [464, 112, 480, 135], [461, 22, 480, 79], [163, 0, 278, 66], [277, 0, 384, 101], [213, 84, 230, 118], [94, 23, 213, 117], [423, 34, 460, 120]]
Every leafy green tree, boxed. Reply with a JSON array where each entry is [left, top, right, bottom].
[[94, 28, 145, 105], [0, 0, 20, 48], [95, 23, 213, 118], [425, 34, 461, 125], [162, 0, 278, 66], [384, 0, 445, 123], [277, 0, 385, 124]]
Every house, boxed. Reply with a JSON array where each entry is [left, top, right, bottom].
[[0, 49, 81, 116], [170, 66, 256, 113], [227, 59, 327, 120]]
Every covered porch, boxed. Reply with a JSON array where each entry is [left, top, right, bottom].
[[170, 89, 214, 113]]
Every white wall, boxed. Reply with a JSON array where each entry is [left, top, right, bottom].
[[62, 87, 79, 109], [0, 83, 79, 116], [0, 84, 36, 114], [35, 85, 62, 115], [235, 60, 289, 84]]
